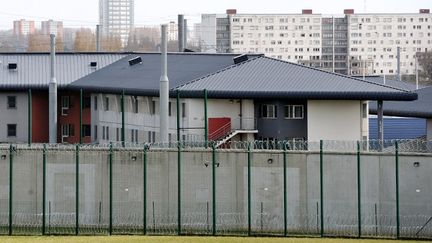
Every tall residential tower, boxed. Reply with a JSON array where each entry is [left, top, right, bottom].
[[99, 0, 135, 45]]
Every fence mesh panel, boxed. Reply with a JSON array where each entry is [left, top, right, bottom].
[[361, 153, 396, 238], [12, 146, 43, 235], [112, 148, 145, 234], [181, 149, 213, 235], [216, 150, 248, 235], [46, 147, 76, 235], [146, 150, 178, 235], [250, 151, 284, 235], [0, 147, 10, 235], [323, 153, 358, 236], [78, 148, 110, 235], [399, 154, 432, 239]]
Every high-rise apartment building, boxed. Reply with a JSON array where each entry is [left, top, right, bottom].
[[99, 0, 134, 45], [202, 9, 432, 76], [13, 19, 35, 36], [41, 19, 64, 39]]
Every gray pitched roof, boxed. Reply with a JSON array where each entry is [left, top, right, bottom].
[[0, 53, 128, 89], [360, 76, 421, 91], [69, 53, 255, 95], [369, 86, 432, 118], [176, 56, 417, 101]]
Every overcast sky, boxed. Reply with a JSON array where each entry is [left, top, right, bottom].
[[0, 0, 430, 29]]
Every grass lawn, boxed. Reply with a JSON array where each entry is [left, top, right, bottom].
[[0, 236, 428, 243]]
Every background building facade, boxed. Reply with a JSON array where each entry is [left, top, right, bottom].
[[201, 9, 432, 76], [41, 19, 64, 39], [13, 19, 35, 36], [99, 0, 135, 45]]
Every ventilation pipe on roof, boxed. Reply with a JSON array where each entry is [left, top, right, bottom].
[[160, 24, 169, 143], [183, 18, 188, 50], [49, 34, 57, 144], [96, 25, 102, 52], [178, 15, 184, 52]]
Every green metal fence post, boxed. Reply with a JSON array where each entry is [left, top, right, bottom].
[[204, 89, 208, 148], [143, 144, 147, 235], [319, 140, 324, 237], [75, 144, 80, 235], [283, 141, 288, 237], [121, 91, 125, 147], [177, 136, 182, 235], [79, 89, 83, 144], [395, 141, 400, 239], [177, 91, 181, 143], [42, 144, 47, 235], [28, 89, 32, 146], [109, 142, 113, 235], [357, 140, 361, 238], [8, 144, 13, 236], [247, 142, 252, 236], [212, 143, 216, 236]]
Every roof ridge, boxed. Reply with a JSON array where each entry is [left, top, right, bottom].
[[260, 56, 412, 93], [173, 55, 263, 90]]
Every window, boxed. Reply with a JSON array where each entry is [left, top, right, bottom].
[[133, 96, 138, 113], [83, 97, 91, 109], [181, 102, 186, 118], [362, 103, 368, 119], [7, 124, 16, 137], [150, 100, 156, 115], [104, 97, 109, 111], [116, 128, 120, 141], [261, 104, 277, 118], [7, 96, 16, 109], [94, 96, 98, 110], [131, 129, 138, 143], [94, 125, 98, 140], [61, 124, 74, 137], [168, 102, 172, 116], [148, 131, 156, 143], [83, 125, 91, 137], [61, 96, 70, 115], [284, 105, 304, 119], [105, 126, 109, 140]]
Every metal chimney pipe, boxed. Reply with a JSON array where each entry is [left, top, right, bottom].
[[397, 46, 401, 81], [49, 34, 57, 144], [96, 25, 101, 52], [178, 15, 184, 52], [160, 24, 169, 143], [183, 18, 188, 50]]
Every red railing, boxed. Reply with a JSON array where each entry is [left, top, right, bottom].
[[209, 120, 231, 141]]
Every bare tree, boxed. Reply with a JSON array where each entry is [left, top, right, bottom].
[[418, 51, 432, 84], [74, 28, 96, 52]]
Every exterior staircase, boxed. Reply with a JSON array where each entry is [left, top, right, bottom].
[[214, 130, 258, 147]]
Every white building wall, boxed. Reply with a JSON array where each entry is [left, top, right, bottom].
[[307, 100, 362, 141], [347, 13, 432, 75], [200, 14, 222, 53], [0, 93, 28, 143], [229, 14, 322, 62], [427, 119, 432, 141]]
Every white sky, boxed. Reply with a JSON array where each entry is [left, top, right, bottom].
[[0, 0, 430, 29]]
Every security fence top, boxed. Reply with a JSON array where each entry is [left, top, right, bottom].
[[1, 139, 431, 154]]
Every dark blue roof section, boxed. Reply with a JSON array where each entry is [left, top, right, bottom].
[[177, 56, 417, 101], [369, 86, 432, 118], [69, 53, 259, 95]]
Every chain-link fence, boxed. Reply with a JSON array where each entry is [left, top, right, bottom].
[[0, 140, 431, 239]]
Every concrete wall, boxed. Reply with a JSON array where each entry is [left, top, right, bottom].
[[4, 147, 432, 237], [307, 100, 362, 141], [427, 119, 432, 141], [0, 92, 28, 143]]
